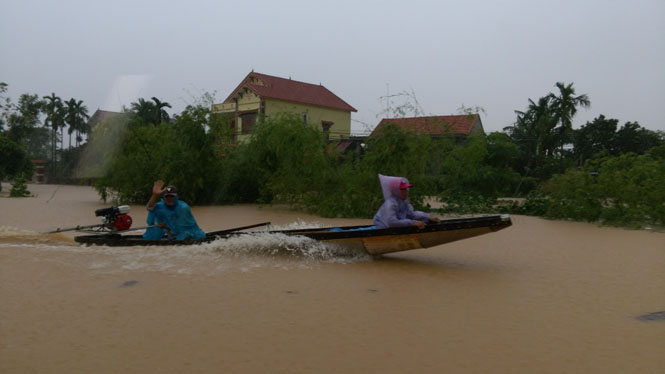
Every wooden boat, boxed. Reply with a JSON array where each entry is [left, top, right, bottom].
[[74, 215, 512, 255]]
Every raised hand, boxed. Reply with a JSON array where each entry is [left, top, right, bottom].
[[152, 180, 165, 196]]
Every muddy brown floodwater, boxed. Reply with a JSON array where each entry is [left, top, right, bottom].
[[1, 183, 663, 373]]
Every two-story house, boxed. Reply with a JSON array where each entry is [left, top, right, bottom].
[[211, 71, 357, 141]]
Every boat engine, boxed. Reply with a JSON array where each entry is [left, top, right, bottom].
[[95, 205, 133, 231]]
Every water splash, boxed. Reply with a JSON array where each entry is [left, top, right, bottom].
[[0, 222, 372, 275], [0, 226, 74, 246]]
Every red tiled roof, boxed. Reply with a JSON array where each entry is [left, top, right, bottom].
[[224, 72, 357, 112], [371, 115, 482, 136]]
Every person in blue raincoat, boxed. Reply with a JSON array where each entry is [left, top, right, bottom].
[[142, 180, 206, 240], [373, 174, 439, 230]]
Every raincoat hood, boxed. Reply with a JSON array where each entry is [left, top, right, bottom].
[[378, 174, 411, 200]]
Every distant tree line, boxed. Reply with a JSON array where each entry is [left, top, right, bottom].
[[3, 81, 663, 228], [0, 82, 177, 190]]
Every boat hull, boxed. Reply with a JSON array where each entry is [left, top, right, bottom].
[[74, 215, 512, 255]]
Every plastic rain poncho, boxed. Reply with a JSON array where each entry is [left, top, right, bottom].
[[372, 174, 430, 229], [142, 197, 206, 240]]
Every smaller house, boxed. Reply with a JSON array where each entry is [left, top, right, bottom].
[[371, 114, 485, 139]]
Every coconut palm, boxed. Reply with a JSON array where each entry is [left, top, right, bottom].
[[509, 96, 558, 167], [76, 118, 91, 147], [549, 82, 590, 160], [64, 98, 89, 148], [130, 98, 157, 124], [151, 97, 172, 124], [42, 93, 65, 173]]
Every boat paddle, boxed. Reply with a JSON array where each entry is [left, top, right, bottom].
[[206, 222, 271, 237]]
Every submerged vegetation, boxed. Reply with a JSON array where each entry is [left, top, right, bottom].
[[2, 81, 663, 228]]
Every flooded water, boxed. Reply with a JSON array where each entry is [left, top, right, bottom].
[[1, 184, 664, 373]]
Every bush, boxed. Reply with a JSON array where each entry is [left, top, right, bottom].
[[0, 134, 33, 192], [95, 109, 224, 205], [516, 151, 665, 227], [9, 173, 30, 197]]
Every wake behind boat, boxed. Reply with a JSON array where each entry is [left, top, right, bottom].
[[69, 209, 512, 255]]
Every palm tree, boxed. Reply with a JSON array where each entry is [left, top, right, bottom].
[[151, 97, 171, 124], [64, 98, 89, 148], [549, 82, 590, 161], [42, 93, 65, 174], [76, 118, 91, 147], [510, 96, 557, 167], [130, 98, 157, 124]]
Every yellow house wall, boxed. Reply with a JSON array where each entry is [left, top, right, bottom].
[[264, 99, 351, 139], [211, 90, 261, 136], [211, 92, 353, 140]]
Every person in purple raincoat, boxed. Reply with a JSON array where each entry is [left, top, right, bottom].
[[373, 174, 439, 230]]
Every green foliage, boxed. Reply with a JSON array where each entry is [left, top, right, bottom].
[[436, 192, 498, 215], [230, 113, 334, 205], [573, 116, 664, 166], [6, 93, 44, 144], [510, 191, 550, 216], [210, 118, 524, 218], [64, 98, 89, 148], [95, 106, 223, 205], [0, 134, 33, 186], [540, 169, 603, 221], [516, 150, 665, 227], [129, 97, 171, 125], [507, 82, 591, 180], [613, 121, 663, 155], [9, 173, 31, 197], [41, 81, 659, 230]]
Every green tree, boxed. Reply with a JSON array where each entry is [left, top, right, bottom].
[[130, 98, 157, 124], [6, 93, 44, 144], [9, 172, 31, 197], [151, 97, 171, 124], [519, 147, 665, 227], [0, 134, 33, 192], [64, 98, 89, 148], [506, 96, 558, 179], [96, 108, 223, 205], [573, 115, 618, 165], [129, 97, 171, 125], [42, 93, 65, 173], [549, 82, 590, 166], [613, 121, 663, 155]]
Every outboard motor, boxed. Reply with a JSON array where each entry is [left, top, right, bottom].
[[95, 205, 133, 231]]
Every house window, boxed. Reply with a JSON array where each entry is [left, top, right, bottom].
[[321, 121, 333, 141], [241, 112, 257, 134]]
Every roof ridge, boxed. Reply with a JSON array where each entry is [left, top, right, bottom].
[[222, 71, 356, 112], [252, 72, 326, 88], [383, 114, 477, 120]]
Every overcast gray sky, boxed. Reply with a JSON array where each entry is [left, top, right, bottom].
[[1, 0, 664, 135]]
